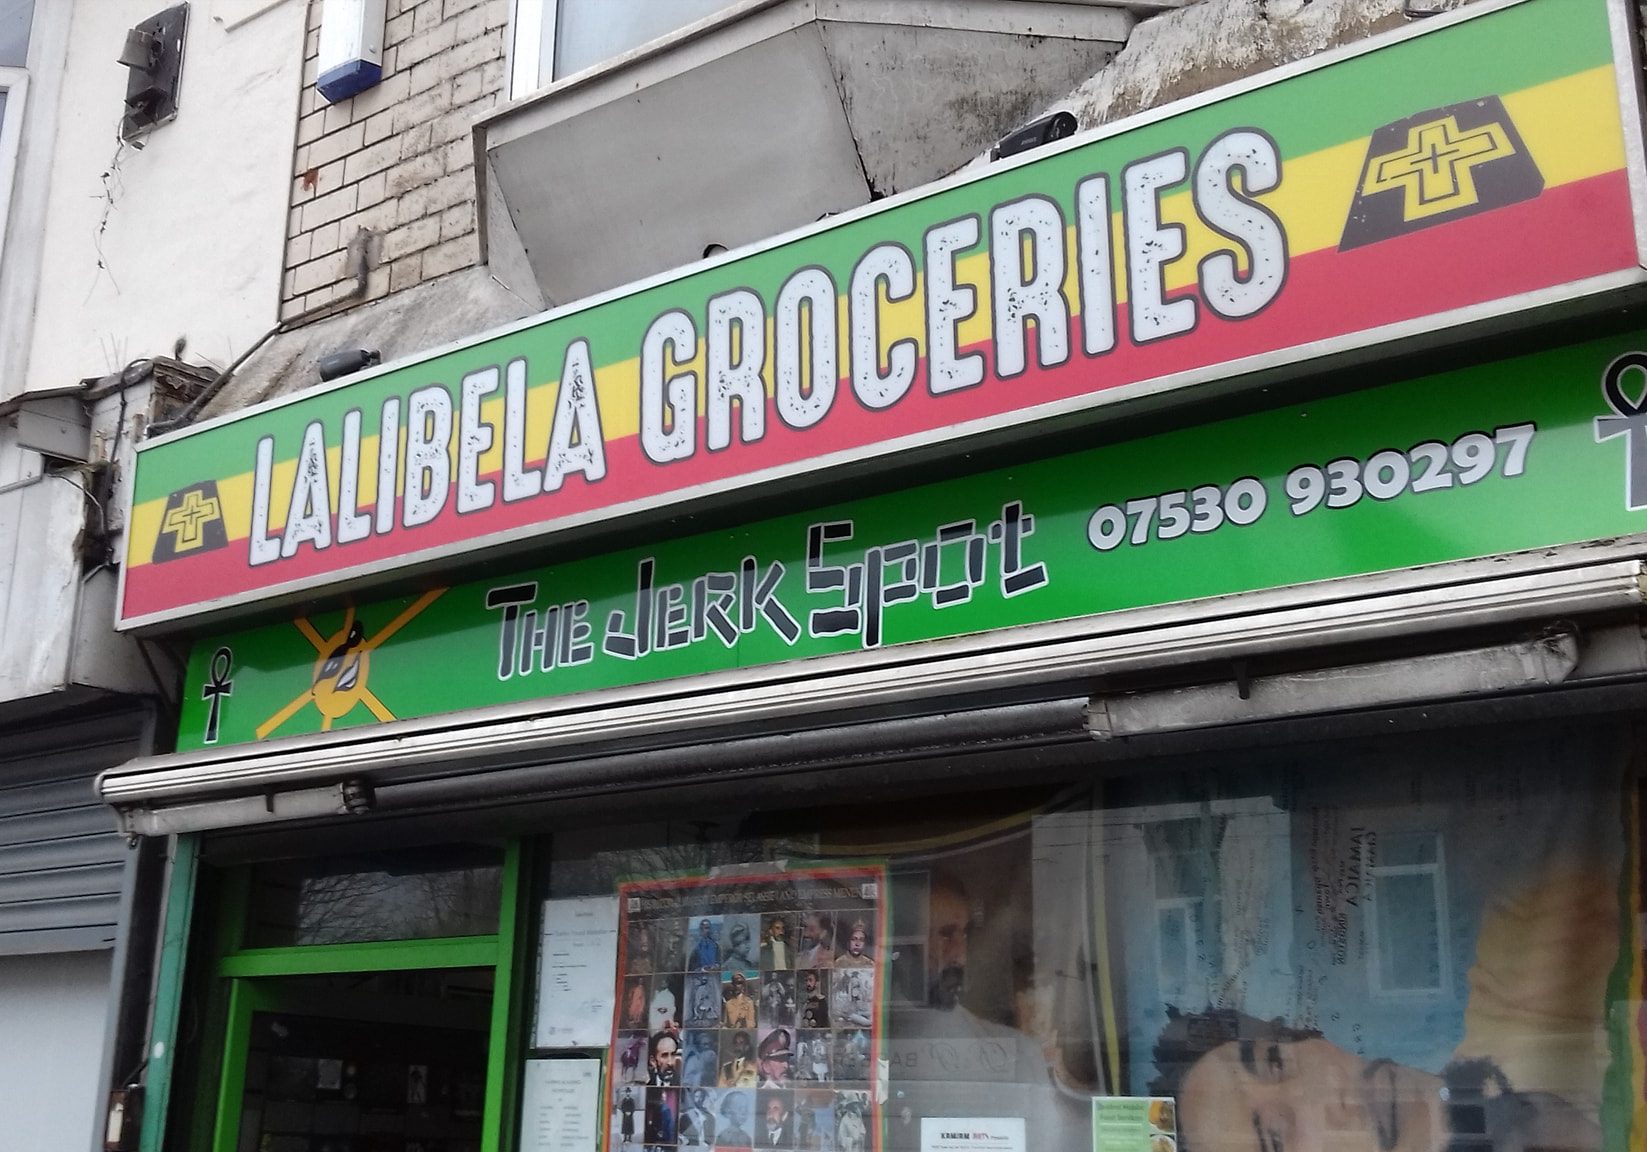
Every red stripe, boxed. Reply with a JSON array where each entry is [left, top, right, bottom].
[[122, 171, 1639, 621]]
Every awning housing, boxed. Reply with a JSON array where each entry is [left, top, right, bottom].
[[100, 543, 1647, 836], [478, 0, 1141, 307]]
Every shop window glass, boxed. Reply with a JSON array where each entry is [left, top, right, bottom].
[[527, 720, 1640, 1152], [245, 845, 503, 948], [236, 969, 493, 1150]]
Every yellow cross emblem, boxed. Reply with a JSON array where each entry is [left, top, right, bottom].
[[160, 488, 223, 551], [1363, 115, 1517, 222]]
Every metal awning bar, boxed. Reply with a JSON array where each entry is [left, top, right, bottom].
[[1090, 630, 1586, 738], [118, 698, 1094, 837], [100, 549, 1647, 833]]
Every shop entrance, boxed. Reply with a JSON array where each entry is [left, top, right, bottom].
[[179, 844, 522, 1152], [219, 969, 493, 1152]]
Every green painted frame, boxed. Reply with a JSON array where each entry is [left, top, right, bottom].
[[216, 934, 500, 978], [208, 977, 263, 1152], [192, 839, 525, 1152], [139, 834, 200, 1152], [487, 838, 530, 1152]]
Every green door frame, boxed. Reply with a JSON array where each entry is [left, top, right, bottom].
[[139, 834, 200, 1152], [153, 838, 527, 1152], [209, 977, 267, 1152]]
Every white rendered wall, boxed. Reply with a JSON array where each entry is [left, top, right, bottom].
[[18, 0, 305, 400], [0, 950, 113, 1151]]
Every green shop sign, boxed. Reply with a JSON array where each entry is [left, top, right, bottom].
[[178, 331, 1647, 751], [121, 0, 1647, 630]]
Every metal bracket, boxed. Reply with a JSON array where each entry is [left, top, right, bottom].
[[119, 5, 189, 142]]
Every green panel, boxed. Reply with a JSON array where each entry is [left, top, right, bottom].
[[213, 865, 251, 959], [217, 934, 500, 977], [181, 328, 1647, 750], [139, 834, 200, 1152]]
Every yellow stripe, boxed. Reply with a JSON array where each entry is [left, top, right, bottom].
[[128, 67, 1625, 568]]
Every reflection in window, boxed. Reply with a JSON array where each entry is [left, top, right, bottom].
[[533, 720, 1636, 1152], [245, 846, 504, 948], [1369, 832, 1447, 994], [1155, 900, 1199, 1003], [544, 796, 1103, 1152], [236, 969, 493, 1150], [1147, 818, 1220, 1005], [886, 869, 932, 1008]]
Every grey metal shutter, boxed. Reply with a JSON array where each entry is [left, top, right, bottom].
[[0, 707, 150, 954]]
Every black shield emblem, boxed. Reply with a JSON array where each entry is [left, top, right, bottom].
[[153, 480, 228, 562], [1339, 95, 1543, 251]]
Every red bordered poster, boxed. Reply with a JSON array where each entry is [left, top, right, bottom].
[[605, 863, 889, 1152]]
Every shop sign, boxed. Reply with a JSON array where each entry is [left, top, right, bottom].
[[119, 0, 1647, 630], [177, 329, 1647, 751]]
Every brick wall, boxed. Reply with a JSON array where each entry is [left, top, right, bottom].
[[282, 0, 508, 321]]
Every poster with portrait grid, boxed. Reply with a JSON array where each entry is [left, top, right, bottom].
[[605, 863, 888, 1152]]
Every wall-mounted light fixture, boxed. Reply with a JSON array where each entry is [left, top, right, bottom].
[[117, 5, 189, 141], [991, 111, 1079, 161], [317, 348, 382, 382]]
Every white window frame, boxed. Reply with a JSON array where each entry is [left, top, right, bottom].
[[1153, 895, 1202, 1003], [508, 0, 555, 102], [506, 0, 742, 100], [0, 68, 26, 274], [1365, 833, 1450, 997]]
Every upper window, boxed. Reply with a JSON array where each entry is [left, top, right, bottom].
[[244, 844, 505, 948], [510, 0, 737, 98], [0, 0, 31, 273], [0, 0, 32, 67]]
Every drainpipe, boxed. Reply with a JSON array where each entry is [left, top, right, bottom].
[[146, 227, 375, 438]]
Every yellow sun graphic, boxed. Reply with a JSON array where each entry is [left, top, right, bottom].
[[256, 588, 445, 739]]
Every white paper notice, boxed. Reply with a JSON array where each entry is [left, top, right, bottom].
[[920, 1118, 1027, 1152], [519, 1058, 601, 1152], [534, 896, 621, 1048]]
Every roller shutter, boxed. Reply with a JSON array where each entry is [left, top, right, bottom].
[[0, 707, 150, 954]]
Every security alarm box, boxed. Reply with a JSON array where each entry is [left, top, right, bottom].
[[316, 0, 386, 104]]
